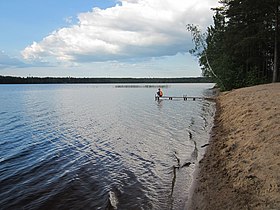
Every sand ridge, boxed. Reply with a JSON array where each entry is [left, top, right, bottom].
[[189, 83, 280, 209]]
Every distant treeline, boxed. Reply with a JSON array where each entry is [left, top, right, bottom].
[[0, 75, 213, 84]]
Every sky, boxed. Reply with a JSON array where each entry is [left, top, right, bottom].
[[0, 0, 219, 78]]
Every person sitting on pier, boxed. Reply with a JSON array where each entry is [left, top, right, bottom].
[[157, 88, 163, 97]]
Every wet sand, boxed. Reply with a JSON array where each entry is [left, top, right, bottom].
[[189, 83, 280, 209]]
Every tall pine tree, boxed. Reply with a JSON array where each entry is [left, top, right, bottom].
[[190, 0, 280, 90]]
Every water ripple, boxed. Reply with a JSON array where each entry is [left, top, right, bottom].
[[0, 84, 215, 209]]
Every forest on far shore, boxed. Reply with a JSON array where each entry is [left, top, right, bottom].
[[0, 75, 213, 84]]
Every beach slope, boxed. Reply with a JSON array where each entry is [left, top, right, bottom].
[[190, 83, 280, 209]]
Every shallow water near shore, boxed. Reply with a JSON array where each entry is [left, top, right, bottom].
[[0, 83, 215, 210]]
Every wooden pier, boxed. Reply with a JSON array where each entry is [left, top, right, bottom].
[[155, 95, 214, 101]]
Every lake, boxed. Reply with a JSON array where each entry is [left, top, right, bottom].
[[0, 83, 215, 210]]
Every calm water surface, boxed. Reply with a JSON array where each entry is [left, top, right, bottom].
[[0, 83, 215, 210]]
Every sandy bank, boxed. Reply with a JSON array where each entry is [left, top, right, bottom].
[[189, 83, 280, 209]]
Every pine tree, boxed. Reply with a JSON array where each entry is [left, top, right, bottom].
[[189, 0, 280, 90]]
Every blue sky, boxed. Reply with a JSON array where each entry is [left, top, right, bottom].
[[0, 0, 218, 77]]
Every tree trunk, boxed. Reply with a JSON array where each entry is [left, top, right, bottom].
[[273, 3, 279, 82]]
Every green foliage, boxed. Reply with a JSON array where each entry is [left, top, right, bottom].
[[0, 75, 213, 84], [188, 0, 280, 90], [187, 22, 226, 90]]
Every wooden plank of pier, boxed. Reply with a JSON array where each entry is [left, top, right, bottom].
[[155, 95, 214, 101]]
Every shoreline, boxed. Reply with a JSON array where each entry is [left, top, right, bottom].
[[188, 83, 280, 209]]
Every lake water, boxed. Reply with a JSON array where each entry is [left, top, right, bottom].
[[0, 83, 215, 210]]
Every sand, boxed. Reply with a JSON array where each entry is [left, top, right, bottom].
[[189, 83, 280, 210]]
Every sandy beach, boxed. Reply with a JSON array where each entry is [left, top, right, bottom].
[[189, 83, 280, 209]]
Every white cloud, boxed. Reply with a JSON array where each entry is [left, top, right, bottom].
[[21, 0, 218, 65], [0, 51, 27, 69], [64, 16, 74, 24]]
